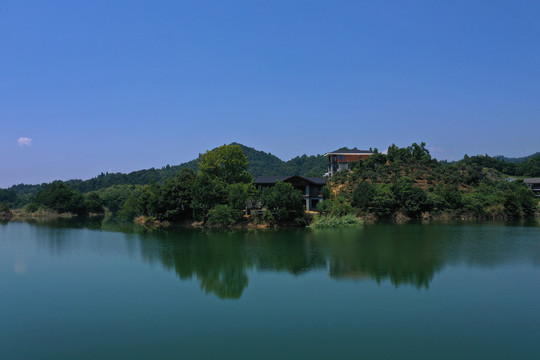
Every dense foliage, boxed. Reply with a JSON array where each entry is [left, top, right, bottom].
[[30, 181, 104, 216], [0, 189, 17, 206], [115, 145, 304, 225], [3, 142, 539, 223], [260, 182, 304, 222], [322, 143, 538, 220], [458, 154, 540, 177], [4, 143, 326, 203]]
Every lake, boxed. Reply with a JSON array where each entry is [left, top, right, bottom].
[[1, 220, 540, 359]]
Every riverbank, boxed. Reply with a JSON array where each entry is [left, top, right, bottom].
[[3, 208, 539, 228], [1, 209, 104, 221]]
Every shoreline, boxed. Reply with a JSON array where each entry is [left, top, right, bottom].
[[3, 209, 538, 228]]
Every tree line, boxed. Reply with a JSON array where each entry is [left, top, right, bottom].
[[11, 144, 306, 225], [324, 142, 537, 220], [3, 143, 326, 206], [2, 142, 539, 223]]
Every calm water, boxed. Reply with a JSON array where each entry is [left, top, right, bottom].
[[1, 220, 540, 359]]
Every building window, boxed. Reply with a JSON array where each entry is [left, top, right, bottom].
[[337, 155, 345, 161]]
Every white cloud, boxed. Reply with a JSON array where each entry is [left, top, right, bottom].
[[18, 137, 32, 146]]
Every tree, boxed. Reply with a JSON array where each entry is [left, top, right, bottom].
[[85, 193, 104, 214], [118, 185, 158, 220], [516, 186, 537, 218], [199, 144, 252, 184], [392, 177, 430, 218], [0, 203, 12, 218], [34, 181, 88, 215], [503, 189, 520, 218], [370, 184, 397, 218], [153, 169, 196, 220], [319, 196, 354, 216], [228, 183, 255, 212], [96, 185, 138, 214], [207, 204, 240, 226], [260, 182, 304, 221], [0, 189, 17, 206], [190, 174, 227, 221], [352, 181, 375, 211]]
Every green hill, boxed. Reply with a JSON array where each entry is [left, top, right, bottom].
[[4, 143, 327, 204], [496, 152, 540, 163], [7, 142, 538, 207]]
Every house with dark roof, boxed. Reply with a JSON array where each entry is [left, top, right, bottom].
[[254, 175, 326, 211], [524, 178, 540, 197], [324, 147, 373, 177]]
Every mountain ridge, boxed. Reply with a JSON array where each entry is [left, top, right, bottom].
[[4, 143, 540, 202], [4, 143, 327, 199]]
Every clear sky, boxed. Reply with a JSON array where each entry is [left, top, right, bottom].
[[1, 0, 539, 187]]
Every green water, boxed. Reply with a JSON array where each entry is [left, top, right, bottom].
[[1, 220, 540, 359]]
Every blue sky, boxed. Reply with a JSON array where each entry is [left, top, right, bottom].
[[1, 0, 539, 187]]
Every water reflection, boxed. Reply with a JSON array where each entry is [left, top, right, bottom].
[[10, 219, 540, 300]]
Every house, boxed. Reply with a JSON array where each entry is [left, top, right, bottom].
[[324, 147, 373, 177], [524, 178, 540, 197], [254, 175, 326, 211]]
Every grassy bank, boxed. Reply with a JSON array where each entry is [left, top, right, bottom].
[[310, 214, 363, 229]]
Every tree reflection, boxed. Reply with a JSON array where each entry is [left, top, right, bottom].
[[132, 226, 444, 298], [312, 226, 443, 288], [23, 219, 540, 299]]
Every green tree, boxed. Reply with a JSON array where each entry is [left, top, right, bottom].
[[0, 203, 12, 218], [0, 189, 17, 206], [437, 184, 463, 211], [153, 168, 196, 221], [85, 193, 105, 214], [190, 174, 227, 221], [34, 181, 88, 215], [319, 196, 354, 217], [228, 183, 255, 211], [392, 177, 430, 218], [370, 184, 397, 218], [503, 189, 520, 218], [199, 144, 252, 184], [260, 182, 304, 222], [118, 185, 158, 220], [99, 185, 138, 214], [516, 186, 537, 218], [206, 204, 240, 226], [352, 181, 375, 211]]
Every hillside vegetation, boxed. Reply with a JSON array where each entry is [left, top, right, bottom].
[[326, 143, 538, 220], [3, 143, 326, 206], [1, 142, 539, 224]]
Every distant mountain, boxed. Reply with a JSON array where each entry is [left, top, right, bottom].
[[5, 143, 327, 199], [495, 152, 540, 164]]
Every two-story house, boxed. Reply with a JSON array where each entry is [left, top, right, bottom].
[[324, 147, 373, 177]]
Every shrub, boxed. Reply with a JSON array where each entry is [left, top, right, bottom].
[[317, 197, 354, 217], [262, 210, 274, 222], [310, 214, 362, 228], [0, 203, 11, 215], [25, 202, 39, 213], [206, 205, 240, 226]]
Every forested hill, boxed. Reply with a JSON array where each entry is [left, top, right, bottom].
[[3, 143, 327, 199], [495, 152, 540, 164], [5, 142, 539, 205], [236, 143, 326, 178]]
